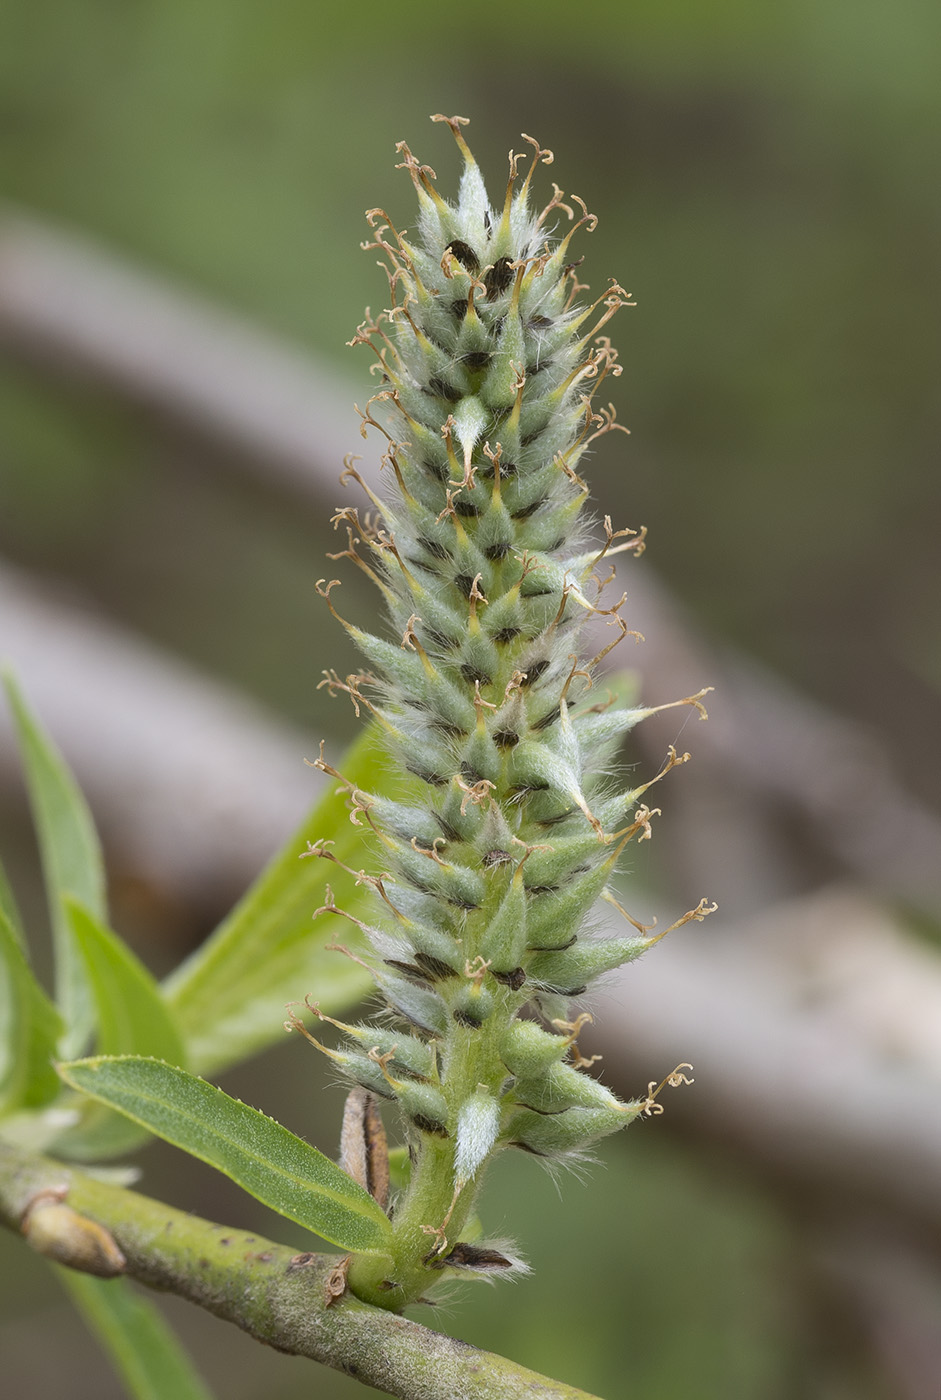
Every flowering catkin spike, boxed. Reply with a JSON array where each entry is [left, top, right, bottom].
[[304, 117, 713, 1312]]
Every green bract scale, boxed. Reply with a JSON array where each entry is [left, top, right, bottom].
[[299, 116, 714, 1311]]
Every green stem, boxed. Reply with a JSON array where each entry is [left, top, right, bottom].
[[349, 995, 513, 1308], [0, 1139, 601, 1400], [347, 1134, 476, 1306]]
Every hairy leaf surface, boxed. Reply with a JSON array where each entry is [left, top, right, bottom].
[[58, 1056, 394, 1254]]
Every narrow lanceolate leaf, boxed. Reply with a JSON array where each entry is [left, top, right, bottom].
[[58, 1057, 394, 1255], [52, 900, 187, 1160], [68, 900, 185, 1066], [0, 905, 62, 1112], [3, 673, 106, 1056], [163, 725, 381, 1076], [0, 856, 26, 947], [59, 1271, 214, 1400]]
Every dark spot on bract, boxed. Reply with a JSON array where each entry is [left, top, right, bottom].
[[415, 952, 457, 982], [412, 1113, 449, 1137], [527, 314, 553, 329], [484, 540, 511, 561], [453, 1007, 485, 1029], [406, 766, 448, 787], [454, 498, 480, 518], [450, 298, 468, 320], [428, 375, 462, 404], [525, 885, 559, 897], [433, 814, 461, 842], [424, 625, 460, 651], [461, 350, 491, 371], [510, 781, 550, 797], [482, 848, 513, 866], [418, 534, 451, 560], [521, 429, 544, 448], [353, 1074, 396, 1101], [431, 719, 468, 740], [492, 967, 526, 991], [446, 239, 480, 272], [512, 496, 548, 520], [532, 707, 560, 730], [521, 659, 550, 685], [528, 933, 577, 952], [385, 959, 431, 984], [493, 728, 519, 748], [485, 257, 514, 299], [453, 573, 476, 597], [460, 663, 492, 685], [493, 627, 521, 644], [408, 556, 440, 578]]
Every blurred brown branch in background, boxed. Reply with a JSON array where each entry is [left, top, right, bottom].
[[3, 205, 939, 918]]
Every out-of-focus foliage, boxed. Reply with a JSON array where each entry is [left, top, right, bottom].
[[58, 1269, 214, 1400], [164, 726, 378, 1077]]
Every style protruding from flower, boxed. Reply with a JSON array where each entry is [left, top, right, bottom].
[[289, 116, 714, 1311]]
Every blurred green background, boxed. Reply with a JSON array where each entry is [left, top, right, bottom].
[[1, 0, 938, 1396]]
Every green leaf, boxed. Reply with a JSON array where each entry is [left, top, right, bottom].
[[0, 856, 26, 947], [58, 1056, 394, 1255], [0, 905, 62, 1112], [69, 899, 185, 1064], [53, 900, 187, 1160], [59, 1270, 214, 1400], [4, 673, 106, 1055], [164, 725, 381, 1076]]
